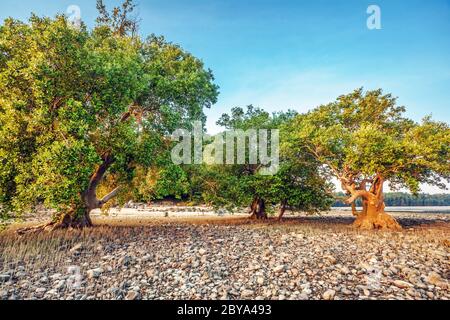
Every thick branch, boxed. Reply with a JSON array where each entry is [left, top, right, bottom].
[[344, 190, 369, 204], [88, 154, 114, 192], [342, 181, 371, 204], [84, 154, 114, 209], [359, 178, 373, 191], [375, 176, 384, 198], [118, 103, 143, 124], [99, 187, 121, 207], [120, 111, 131, 122]]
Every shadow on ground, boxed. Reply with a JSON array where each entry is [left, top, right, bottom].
[[278, 215, 449, 230]]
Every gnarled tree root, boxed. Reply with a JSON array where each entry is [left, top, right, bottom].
[[352, 211, 402, 230], [16, 221, 61, 235], [16, 213, 92, 235]]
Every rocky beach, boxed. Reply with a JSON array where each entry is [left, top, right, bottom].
[[0, 209, 449, 300]]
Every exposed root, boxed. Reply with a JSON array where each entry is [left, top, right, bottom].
[[16, 211, 93, 235], [16, 221, 60, 235], [353, 211, 402, 230]]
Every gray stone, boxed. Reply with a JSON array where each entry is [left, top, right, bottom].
[[0, 274, 11, 282]]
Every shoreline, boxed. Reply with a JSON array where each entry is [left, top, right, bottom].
[[5, 206, 450, 230]]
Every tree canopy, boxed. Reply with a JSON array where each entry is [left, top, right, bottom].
[[0, 8, 218, 229], [288, 88, 450, 229], [200, 105, 334, 219], [1, 2, 448, 232]]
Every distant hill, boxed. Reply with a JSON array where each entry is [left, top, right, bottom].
[[333, 192, 450, 207]]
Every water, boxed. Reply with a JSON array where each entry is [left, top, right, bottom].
[[332, 206, 450, 214]]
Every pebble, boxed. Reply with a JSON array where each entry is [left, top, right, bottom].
[[393, 280, 413, 289], [125, 290, 140, 300], [322, 289, 336, 300], [69, 243, 83, 254], [273, 265, 286, 273], [241, 289, 255, 298], [87, 268, 104, 279]]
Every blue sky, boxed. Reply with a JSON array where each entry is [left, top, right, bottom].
[[1, 0, 449, 192]]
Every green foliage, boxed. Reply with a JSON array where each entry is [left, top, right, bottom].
[[290, 88, 450, 194], [200, 105, 334, 214], [138, 34, 218, 133], [132, 164, 189, 202], [96, 0, 138, 36], [0, 9, 218, 220]]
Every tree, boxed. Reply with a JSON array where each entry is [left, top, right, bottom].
[[0, 4, 218, 230], [215, 105, 287, 219], [203, 105, 333, 219], [290, 88, 450, 230], [271, 158, 334, 220], [96, 0, 139, 36]]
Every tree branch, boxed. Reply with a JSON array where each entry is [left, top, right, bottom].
[[351, 202, 360, 216], [99, 187, 121, 207], [88, 154, 114, 192], [306, 145, 344, 180], [342, 182, 371, 204], [84, 153, 115, 209]]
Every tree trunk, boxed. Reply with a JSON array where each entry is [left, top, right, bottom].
[[249, 197, 259, 219], [17, 154, 117, 234], [55, 206, 93, 228], [352, 198, 401, 230], [351, 202, 359, 216], [344, 177, 401, 230], [248, 197, 267, 220], [255, 198, 267, 219], [278, 199, 287, 221]]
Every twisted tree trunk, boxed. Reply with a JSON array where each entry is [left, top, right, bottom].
[[344, 176, 401, 230], [249, 197, 268, 219], [17, 154, 118, 233]]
